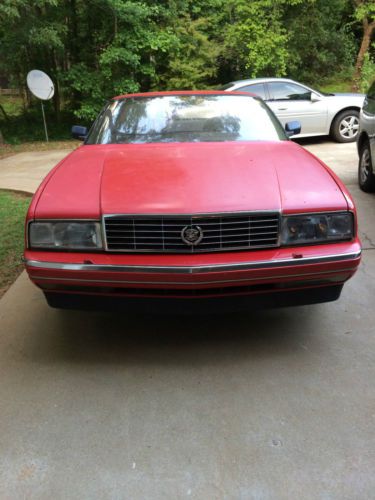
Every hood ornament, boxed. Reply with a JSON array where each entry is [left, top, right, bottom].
[[181, 225, 203, 246]]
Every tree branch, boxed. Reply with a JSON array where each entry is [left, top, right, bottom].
[[0, 104, 9, 122]]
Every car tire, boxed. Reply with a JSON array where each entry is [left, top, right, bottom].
[[331, 109, 360, 143], [358, 142, 375, 192]]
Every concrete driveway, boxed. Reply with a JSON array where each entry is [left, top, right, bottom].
[[0, 149, 73, 193], [0, 140, 375, 499]]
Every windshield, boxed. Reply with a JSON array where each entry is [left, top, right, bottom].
[[86, 94, 287, 144]]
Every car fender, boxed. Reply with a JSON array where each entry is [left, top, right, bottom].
[[326, 96, 364, 132], [357, 129, 370, 154]]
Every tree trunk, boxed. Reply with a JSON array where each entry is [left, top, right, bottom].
[[53, 82, 61, 122], [51, 50, 61, 121], [0, 104, 9, 121], [352, 18, 375, 92]]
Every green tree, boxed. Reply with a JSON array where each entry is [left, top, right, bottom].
[[0, 0, 178, 120], [222, 0, 309, 80], [0, 0, 66, 115], [62, 1, 178, 119], [155, 0, 225, 89], [352, 0, 375, 90], [0, 0, 373, 141], [285, 0, 356, 85]]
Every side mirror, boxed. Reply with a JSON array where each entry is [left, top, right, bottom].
[[72, 125, 88, 141], [310, 92, 322, 102], [285, 121, 301, 137]]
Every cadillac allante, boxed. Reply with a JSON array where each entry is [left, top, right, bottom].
[[24, 91, 361, 312]]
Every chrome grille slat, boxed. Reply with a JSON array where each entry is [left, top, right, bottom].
[[104, 213, 280, 253], [107, 236, 183, 240], [105, 219, 279, 226], [107, 232, 278, 239], [106, 228, 278, 234]]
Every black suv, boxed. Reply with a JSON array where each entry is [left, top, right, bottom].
[[358, 80, 375, 192]]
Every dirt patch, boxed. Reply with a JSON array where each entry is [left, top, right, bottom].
[[0, 140, 79, 159]]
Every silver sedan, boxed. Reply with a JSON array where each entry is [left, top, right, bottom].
[[221, 78, 364, 142]]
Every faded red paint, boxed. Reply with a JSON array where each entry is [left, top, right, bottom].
[[24, 91, 361, 306]]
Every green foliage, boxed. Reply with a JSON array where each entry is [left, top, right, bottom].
[[159, 16, 220, 89], [60, 1, 180, 119], [353, 1, 375, 22], [285, 0, 356, 85], [0, 0, 372, 140], [223, 0, 310, 79], [155, 0, 226, 89], [0, 96, 24, 117], [1, 99, 74, 143], [360, 47, 375, 92], [318, 75, 353, 93]]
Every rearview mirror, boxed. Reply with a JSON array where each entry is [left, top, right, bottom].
[[72, 125, 88, 141], [285, 121, 301, 137]]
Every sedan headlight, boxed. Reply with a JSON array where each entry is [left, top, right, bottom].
[[281, 213, 354, 246], [29, 221, 103, 250]]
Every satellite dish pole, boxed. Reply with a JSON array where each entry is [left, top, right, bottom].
[[26, 70, 55, 142], [40, 100, 48, 142]]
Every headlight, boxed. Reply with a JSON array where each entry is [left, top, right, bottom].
[[29, 221, 103, 250], [281, 213, 354, 246]]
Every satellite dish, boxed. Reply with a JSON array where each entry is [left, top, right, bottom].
[[26, 70, 55, 141], [27, 70, 54, 100]]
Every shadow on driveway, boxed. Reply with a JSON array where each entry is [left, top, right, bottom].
[[26, 303, 321, 367]]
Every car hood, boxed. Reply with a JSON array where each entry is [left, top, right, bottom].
[[326, 93, 365, 106], [34, 141, 348, 219], [331, 92, 365, 98]]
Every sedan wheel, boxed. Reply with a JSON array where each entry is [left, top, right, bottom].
[[331, 109, 360, 143], [358, 143, 375, 192]]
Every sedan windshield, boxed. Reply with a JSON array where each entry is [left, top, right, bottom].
[[86, 94, 287, 144]]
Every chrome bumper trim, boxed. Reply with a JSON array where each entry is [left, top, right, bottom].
[[25, 251, 361, 275], [29, 268, 356, 286]]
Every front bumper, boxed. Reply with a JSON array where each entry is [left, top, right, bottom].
[[24, 240, 361, 309]]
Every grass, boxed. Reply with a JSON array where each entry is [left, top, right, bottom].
[[1, 109, 77, 144], [319, 79, 352, 93], [0, 190, 32, 297], [0, 95, 24, 117], [0, 95, 81, 144], [0, 95, 80, 157]]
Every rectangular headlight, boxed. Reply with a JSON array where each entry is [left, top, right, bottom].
[[29, 221, 103, 250], [281, 213, 354, 246]]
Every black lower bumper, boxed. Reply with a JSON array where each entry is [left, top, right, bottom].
[[44, 284, 343, 314]]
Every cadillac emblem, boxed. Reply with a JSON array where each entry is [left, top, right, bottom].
[[181, 225, 203, 246]]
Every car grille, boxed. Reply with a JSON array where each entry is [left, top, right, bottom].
[[103, 213, 280, 253]]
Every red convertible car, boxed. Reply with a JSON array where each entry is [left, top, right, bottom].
[[24, 91, 361, 312]]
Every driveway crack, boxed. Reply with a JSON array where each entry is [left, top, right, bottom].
[[359, 230, 375, 249]]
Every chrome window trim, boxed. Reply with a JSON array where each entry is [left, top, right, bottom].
[[25, 250, 361, 275], [281, 210, 353, 216], [229, 79, 324, 99]]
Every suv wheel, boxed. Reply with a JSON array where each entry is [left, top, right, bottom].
[[358, 142, 375, 192], [331, 109, 360, 143]]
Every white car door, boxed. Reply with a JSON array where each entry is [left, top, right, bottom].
[[266, 81, 328, 136]]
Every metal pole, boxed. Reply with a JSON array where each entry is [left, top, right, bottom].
[[41, 101, 49, 142]]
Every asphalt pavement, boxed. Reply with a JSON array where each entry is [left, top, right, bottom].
[[0, 139, 374, 499]]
